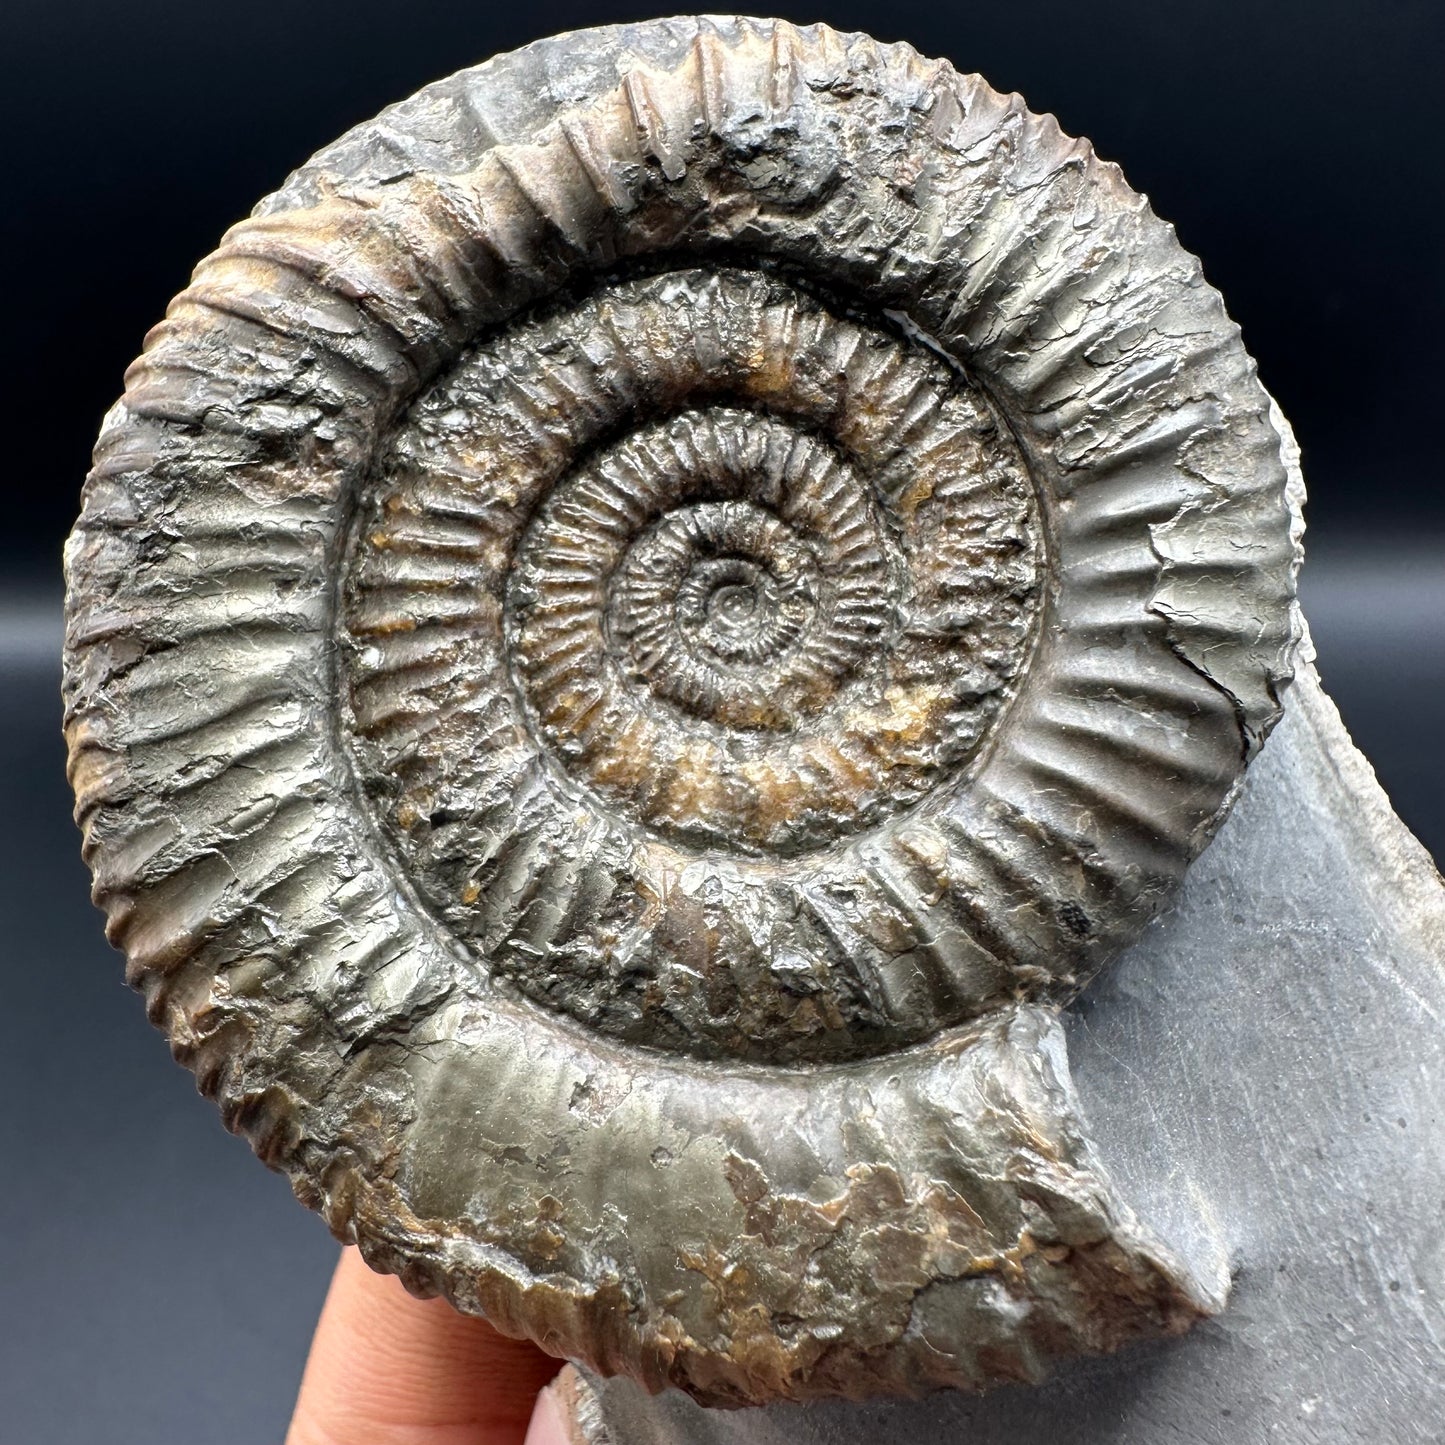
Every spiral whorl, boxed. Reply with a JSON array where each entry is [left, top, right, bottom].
[[343, 266, 1046, 1054]]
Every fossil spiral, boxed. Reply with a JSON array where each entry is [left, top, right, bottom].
[[64, 16, 1299, 1405], [351, 266, 1046, 1059]]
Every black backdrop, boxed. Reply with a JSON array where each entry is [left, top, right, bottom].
[[1, 5, 1441, 1443], [4, 0, 1444, 580]]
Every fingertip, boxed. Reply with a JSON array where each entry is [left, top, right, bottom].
[[523, 1379, 571, 1445], [289, 1245, 561, 1444]]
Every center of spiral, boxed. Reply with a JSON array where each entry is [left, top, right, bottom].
[[630, 501, 818, 688], [703, 570, 761, 637]]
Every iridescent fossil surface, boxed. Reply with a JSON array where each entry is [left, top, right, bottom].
[[64, 16, 1298, 1405]]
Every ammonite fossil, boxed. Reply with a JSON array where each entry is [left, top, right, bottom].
[[64, 16, 1299, 1406]]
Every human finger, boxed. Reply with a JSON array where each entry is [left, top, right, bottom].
[[286, 1245, 562, 1445]]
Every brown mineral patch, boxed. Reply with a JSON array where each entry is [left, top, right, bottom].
[[895, 467, 939, 519], [364, 613, 419, 635], [653, 742, 729, 827], [874, 683, 950, 747], [738, 755, 811, 833]]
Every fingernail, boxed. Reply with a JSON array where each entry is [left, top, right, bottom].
[[524, 1378, 570, 1445]]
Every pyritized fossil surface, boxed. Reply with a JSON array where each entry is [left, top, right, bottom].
[[63, 16, 1298, 1406]]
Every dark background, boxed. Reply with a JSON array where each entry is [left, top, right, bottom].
[[1, 3, 1440, 1441]]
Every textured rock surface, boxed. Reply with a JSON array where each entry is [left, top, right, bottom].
[[64, 17, 1300, 1404]]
